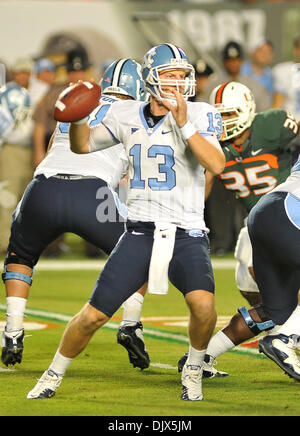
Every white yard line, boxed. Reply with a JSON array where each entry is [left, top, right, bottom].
[[34, 258, 237, 271]]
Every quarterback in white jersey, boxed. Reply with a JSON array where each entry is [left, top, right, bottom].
[[27, 44, 225, 402]]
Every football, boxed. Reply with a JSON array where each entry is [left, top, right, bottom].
[[53, 81, 101, 122]]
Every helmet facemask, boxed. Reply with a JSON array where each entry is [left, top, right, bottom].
[[210, 82, 256, 141], [216, 105, 254, 141], [145, 63, 195, 103]]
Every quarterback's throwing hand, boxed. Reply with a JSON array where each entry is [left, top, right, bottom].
[[161, 90, 187, 128]]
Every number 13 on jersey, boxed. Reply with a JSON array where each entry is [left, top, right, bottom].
[[129, 144, 176, 191]]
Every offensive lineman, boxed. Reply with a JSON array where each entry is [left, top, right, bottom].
[[1, 59, 148, 367], [183, 153, 300, 383], [248, 153, 300, 381], [207, 81, 299, 307], [27, 43, 225, 401]]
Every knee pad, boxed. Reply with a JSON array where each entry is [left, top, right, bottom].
[[238, 305, 275, 335], [2, 253, 34, 286]]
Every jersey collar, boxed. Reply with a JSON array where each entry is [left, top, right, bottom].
[[139, 103, 167, 136]]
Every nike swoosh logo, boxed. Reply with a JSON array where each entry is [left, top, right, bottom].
[[251, 149, 263, 155], [162, 130, 172, 135], [132, 231, 144, 235]]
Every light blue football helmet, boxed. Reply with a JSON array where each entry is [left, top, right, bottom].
[[0, 84, 30, 124], [100, 59, 146, 101], [141, 43, 196, 101]]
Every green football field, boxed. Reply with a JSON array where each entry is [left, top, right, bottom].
[[0, 237, 300, 417]]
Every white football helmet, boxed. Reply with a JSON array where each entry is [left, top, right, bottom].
[[209, 81, 256, 141]]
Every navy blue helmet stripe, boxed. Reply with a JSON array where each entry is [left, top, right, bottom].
[[164, 43, 184, 60]]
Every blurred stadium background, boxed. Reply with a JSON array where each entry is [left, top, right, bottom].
[[1, 0, 300, 83]]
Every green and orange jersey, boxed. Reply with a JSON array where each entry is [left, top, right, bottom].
[[219, 109, 298, 212]]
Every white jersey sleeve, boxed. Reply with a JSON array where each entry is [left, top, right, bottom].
[[188, 101, 223, 148], [99, 99, 131, 144]]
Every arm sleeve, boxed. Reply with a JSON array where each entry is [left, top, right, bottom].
[[88, 103, 122, 152], [191, 102, 223, 150], [89, 124, 119, 152]]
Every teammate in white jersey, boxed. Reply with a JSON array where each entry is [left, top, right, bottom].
[[27, 43, 225, 402], [1, 59, 146, 368]]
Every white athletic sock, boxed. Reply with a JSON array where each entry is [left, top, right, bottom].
[[48, 350, 73, 376], [206, 330, 235, 359], [277, 305, 300, 338], [186, 345, 206, 367], [121, 292, 144, 326], [6, 296, 27, 332]]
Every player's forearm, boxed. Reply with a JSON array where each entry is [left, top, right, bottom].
[[188, 134, 226, 175], [69, 122, 90, 154]]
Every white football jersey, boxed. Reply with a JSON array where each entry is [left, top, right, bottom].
[[95, 100, 222, 230], [34, 95, 128, 190], [272, 61, 300, 120]]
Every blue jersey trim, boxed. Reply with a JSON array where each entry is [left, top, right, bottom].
[[139, 103, 166, 136], [285, 193, 300, 230], [89, 104, 111, 127]]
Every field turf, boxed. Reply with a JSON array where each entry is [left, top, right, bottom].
[[0, 235, 300, 417]]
